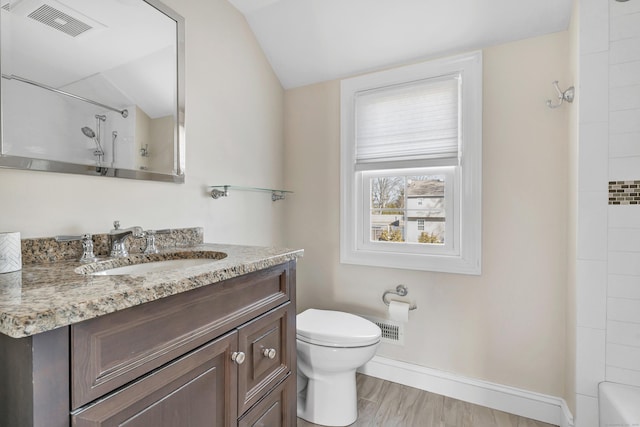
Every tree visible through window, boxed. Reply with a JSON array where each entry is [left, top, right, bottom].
[[370, 175, 445, 244], [340, 51, 482, 274]]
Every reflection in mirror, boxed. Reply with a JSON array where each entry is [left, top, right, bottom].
[[0, 0, 185, 182]]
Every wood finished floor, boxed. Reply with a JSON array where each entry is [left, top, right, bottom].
[[297, 374, 558, 427]]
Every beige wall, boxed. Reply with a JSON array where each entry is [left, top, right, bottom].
[[149, 116, 176, 173], [284, 31, 570, 397], [0, 0, 286, 246], [135, 105, 151, 171], [565, 0, 579, 414]]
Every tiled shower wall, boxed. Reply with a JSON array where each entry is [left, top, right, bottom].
[[576, 1, 640, 426], [606, 0, 640, 389]]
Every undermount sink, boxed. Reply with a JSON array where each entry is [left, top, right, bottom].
[[90, 258, 219, 276], [75, 251, 227, 276]]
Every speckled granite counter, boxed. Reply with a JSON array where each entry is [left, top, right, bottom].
[[0, 243, 303, 338]]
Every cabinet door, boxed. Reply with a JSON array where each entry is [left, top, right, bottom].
[[71, 263, 291, 409], [237, 302, 295, 415], [238, 374, 295, 427], [72, 332, 238, 427]]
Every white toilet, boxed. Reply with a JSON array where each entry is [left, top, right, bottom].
[[296, 309, 381, 426]]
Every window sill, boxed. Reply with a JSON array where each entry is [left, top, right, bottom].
[[340, 247, 481, 275]]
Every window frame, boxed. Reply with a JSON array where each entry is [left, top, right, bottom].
[[340, 51, 482, 275]]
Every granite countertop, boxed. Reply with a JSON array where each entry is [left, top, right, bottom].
[[0, 243, 303, 338]]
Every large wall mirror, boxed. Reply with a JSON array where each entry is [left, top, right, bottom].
[[0, 0, 185, 183]]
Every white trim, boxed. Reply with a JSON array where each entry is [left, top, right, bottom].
[[340, 51, 482, 275], [358, 356, 574, 427]]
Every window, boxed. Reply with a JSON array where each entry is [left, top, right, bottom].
[[340, 52, 482, 274], [363, 168, 454, 253]]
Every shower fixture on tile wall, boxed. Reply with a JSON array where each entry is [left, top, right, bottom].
[[546, 81, 575, 109], [81, 114, 107, 163]]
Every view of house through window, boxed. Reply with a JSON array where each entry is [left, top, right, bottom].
[[369, 174, 445, 245], [341, 51, 481, 273]]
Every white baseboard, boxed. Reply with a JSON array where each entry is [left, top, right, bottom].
[[359, 356, 574, 427]]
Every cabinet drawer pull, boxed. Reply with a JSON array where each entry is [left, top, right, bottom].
[[262, 348, 277, 359], [232, 351, 246, 364]]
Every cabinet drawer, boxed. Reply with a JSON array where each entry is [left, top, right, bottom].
[[237, 302, 295, 415], [71, 263, 292, 409], [72, 332, 238, 427], [238, 374, 296, 427]]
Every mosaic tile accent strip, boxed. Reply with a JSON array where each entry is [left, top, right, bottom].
[[609, 181, 640, 205]]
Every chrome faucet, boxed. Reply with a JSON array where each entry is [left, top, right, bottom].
[[109, 221, 144, 257], [55, 234, 98, 263], [142, 229, 171, 254], [143, 230, 158, 254]]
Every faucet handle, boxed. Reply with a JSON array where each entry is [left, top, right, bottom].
[[143, 229, 172, 254], [143, 230, 158, 254], [113, 220, 120, 231], [55, 234, 98, 263]]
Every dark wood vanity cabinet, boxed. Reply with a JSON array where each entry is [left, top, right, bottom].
[[0, 261, 297, 427], [72, 331, 239, 427]]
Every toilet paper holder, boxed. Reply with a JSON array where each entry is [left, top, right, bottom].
[[382, 285, 417, 310]]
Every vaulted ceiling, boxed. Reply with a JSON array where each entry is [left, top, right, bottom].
[[227, 0, 573, 89]]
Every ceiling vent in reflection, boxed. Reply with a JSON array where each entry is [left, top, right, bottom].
[[27, 3, 92, 37], [3, 0, 106, 37]]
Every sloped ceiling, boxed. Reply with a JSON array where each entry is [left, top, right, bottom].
[[228, 0, 573, 89]]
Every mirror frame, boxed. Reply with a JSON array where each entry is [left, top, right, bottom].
[[0, 0, 186, 183]]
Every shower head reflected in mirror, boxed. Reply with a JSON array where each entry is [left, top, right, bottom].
[[81, 115, 108, 166], [81, 126, 95, 139], [81, 125, 104, 163]]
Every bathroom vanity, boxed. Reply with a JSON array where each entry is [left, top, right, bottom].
[[0, 235, 301, 427]]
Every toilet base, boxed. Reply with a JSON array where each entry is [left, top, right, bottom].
[[297, 370, 358, 427]]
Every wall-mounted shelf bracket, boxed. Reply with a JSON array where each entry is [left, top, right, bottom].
[[210, 185, 292, 201], [210, 186, 230, 199]]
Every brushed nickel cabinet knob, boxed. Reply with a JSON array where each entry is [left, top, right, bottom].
[[231, 351, 246, 364], [262, 348, 276, 359]]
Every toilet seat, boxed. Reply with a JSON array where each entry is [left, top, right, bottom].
[[296, 309, 381, 347]]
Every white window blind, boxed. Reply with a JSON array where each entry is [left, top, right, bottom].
[[355, 74, 460, 170]]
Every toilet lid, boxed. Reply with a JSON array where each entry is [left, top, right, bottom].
[[296, 309, 381, 347]]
